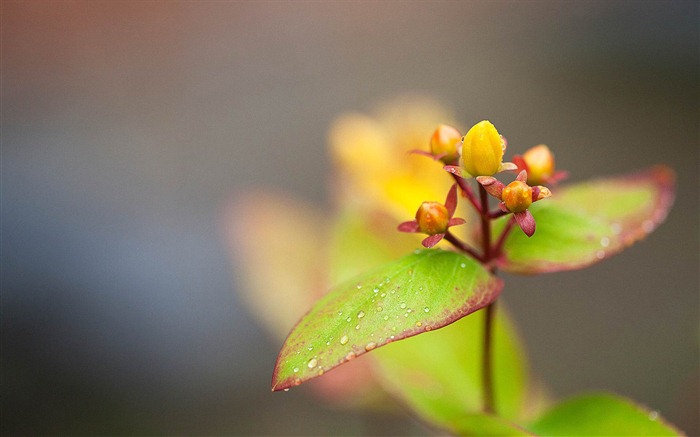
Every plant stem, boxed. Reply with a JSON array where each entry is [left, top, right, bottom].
[[479, 185, 491, 260], [493, 216, 516, 259], [451, 174, 481, 212], [478, 183, 496, 414], [444, 231, 483, 262]]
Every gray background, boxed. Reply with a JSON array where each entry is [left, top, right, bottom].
[[2, 1, 698, 435]]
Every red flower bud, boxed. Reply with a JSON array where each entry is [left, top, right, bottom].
[[502, 181, 533, 213], [430, 124, 461, 163], [415, 201, 450, 235]]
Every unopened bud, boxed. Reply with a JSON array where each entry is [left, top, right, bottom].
[[415, 201, 449, 235], [502, 181, 533, 213], [461, 120, 505, 177], [523, 144, 555, 185], [430, 124, 461, 163]]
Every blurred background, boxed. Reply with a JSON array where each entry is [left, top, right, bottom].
[[2, 1, 698, 435]]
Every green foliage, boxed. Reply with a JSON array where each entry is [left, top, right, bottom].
[[497, 166, 674, 274], [528, 393, 681, 436], [271, 249, 502, 391], [371, 305, 529, 429]]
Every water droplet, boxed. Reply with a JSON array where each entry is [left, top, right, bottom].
[[418, 286, 423, 291], [346, 317, 351, 322], [355, 324, 361, 330], [357, 311, 365, 318], [390, 335, 395, 339], [293, 378, 301, 386], [373, 287, 379, 293], [416, 321, 423, 327], [340, 335, 349, 345], [407, 308, 413, 313], [325, 341, 330, 346], [404, 313, 409, 317], [365, 342, 377, 351], [318, 369, 324, 376], [283, 388, 290, 392], [385, 278, 391, 283], [380, 292, 386, 297], [307, 358, 317, 368], [337, 311, 343, 316], [596, 250, 605, 259], [424, 307, 430, 312], [383, 315, 389, 320], [376, 306, 383, 312], [293, 367, 299, 373], [345, 352, 356, 361], [600, 236, 610, 247], [425, 326, 432, 331], [460, 262, 466, 268], [307, 345, 313, 351], [391, 289, 396, 294], [648, 411, 659, 421], [400, 302, 407, 309]]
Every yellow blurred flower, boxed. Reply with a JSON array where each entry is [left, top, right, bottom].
[[328, 96, 459, 222]]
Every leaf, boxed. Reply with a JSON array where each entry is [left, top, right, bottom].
[[528, 392, 683, 436], [271, 249, 503, 391], [371, 303, 532, 432], [496, 166, 675, 274]]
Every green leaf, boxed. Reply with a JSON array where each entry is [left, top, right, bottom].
[[496, 166, 675, 274], [271, 249, 503, 391], [371, 303, 532, 433], [528, 392, 683, 436]]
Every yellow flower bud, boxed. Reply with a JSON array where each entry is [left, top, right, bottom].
[[502, 181, 533, 213], [415, 201, 449, 235], [430, 124, 461, 163], [461, 120, 505, 177], [523, 144, 555, 185]]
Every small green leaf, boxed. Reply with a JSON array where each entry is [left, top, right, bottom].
[[271, 249, 503, 391], [371, 303, 531, 431], [528, 392, 683, 436], [496, 166, 675, 274]]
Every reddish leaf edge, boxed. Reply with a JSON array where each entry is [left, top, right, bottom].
[[499, 165, 676, 275], [271, 256, 504, 392]]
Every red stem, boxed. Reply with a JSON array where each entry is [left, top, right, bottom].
[[493, 216, 516, 259], [477, 184, 496, 414], [451, 174, 481, 212], [444, 231, 483, 262]]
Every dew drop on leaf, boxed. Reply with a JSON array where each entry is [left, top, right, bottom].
[[340, 335, 348, 345], [357, 311, 365, 318], [400, 302, 407, 309], [600, 236, 610, 247], [307, 358, 317, 368], [365, 342, 377, 351], [424, 307, 430, 312]]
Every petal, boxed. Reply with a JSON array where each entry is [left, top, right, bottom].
[[447, 217, 467, 227], [512, 155, 528, 173], [409, 149, 444, 161], [476, 176, 505, 199], [498, 202, 509, 213], [398, 220, 420, 233], [422, 233, 445, 248], [514, 210, 536, 237], [443, 165, 470, 179], [444, 184, 458, 216], [516, 170, 528, 183], [498, 162, 518, 173]]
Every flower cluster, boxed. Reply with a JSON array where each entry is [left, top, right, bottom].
[[400, 119, 565, 258]]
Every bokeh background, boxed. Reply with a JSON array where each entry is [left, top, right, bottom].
[[2, 1, 698, 435]]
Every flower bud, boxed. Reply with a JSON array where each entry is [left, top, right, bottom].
[[522, 144, 555, 185], [415, 201, 449, 235], [461, 120, 505, 177], [502, 181, 533, 213], [430, 124, 461, 163]]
